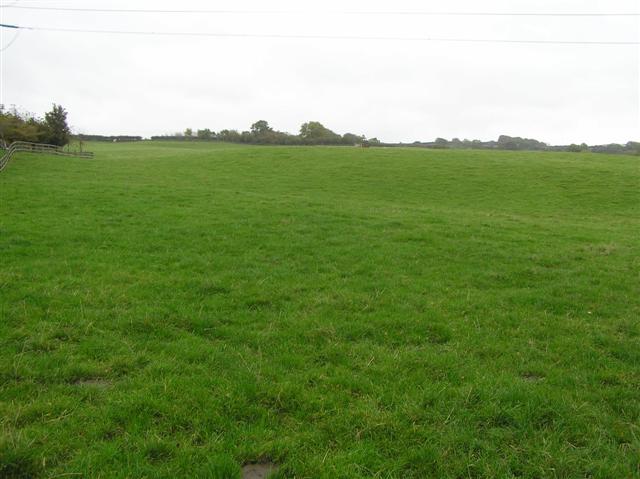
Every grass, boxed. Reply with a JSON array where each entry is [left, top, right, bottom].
[[1, 141, 638, 478]]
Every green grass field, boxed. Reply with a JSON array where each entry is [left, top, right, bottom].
[[1, 141, 638, 478]]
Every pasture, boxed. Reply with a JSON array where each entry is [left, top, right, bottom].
[[1, 141, 638, 478]]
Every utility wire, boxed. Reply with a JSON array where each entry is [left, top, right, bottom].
[[0, 25, 20, 51], [0, 5, 639, 16], [1, 24, 638, 45]]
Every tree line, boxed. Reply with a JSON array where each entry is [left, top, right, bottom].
[[151, 120, 380, 146], [404, 135, 640, 155], [76, 134, 143, 142], [2, 106, 637, 156], [0, 104, 71, 147], [151, 123, 638, 155]]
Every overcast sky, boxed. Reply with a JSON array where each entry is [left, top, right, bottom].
[[1, 0, 638, 144]]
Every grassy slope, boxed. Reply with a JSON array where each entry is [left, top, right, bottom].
[[1, 142, 638, 478]]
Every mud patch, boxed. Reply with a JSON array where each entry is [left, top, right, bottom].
[[242, 462, 278, 479], [520, 372, 545, 382]]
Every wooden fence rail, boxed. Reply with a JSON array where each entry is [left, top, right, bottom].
[[0, 141, 94, 172]]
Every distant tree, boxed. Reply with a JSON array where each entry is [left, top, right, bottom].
[[342, 133, 366, 145], [0, 105, 17, 146], [280, 132, 302, 145], [78, 134, 142, 142], [44, 104, 71, 146], [184, 128, 193, 138], [591, 143, 626, 154], [299, 121, 341, 144], [249, 120, 281, 143], [567, 144, 582, 152], [23, 117, 49, 143], [450, 138, 463, 148], [217, 129, 241, 143], [434, 138, 449, 149], [197, 128, 213, 140], [250, 120, 273, 136], [498, 135, 546, 151], [0, 106, 48, 145], [626, 141, 640, 155], [498, 135, 519, 150]]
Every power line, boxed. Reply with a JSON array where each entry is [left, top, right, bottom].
[[1, 5, 639, 17], [1, 24, 638, 45], [0, 25, 20, 51]]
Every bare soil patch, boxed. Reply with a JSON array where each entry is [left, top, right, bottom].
[[241, 463, 278, 479]]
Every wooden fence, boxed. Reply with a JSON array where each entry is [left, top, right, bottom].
[[0, 141, 94, 172]]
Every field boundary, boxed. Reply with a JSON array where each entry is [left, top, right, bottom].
[[0, 141, 94, 172]]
